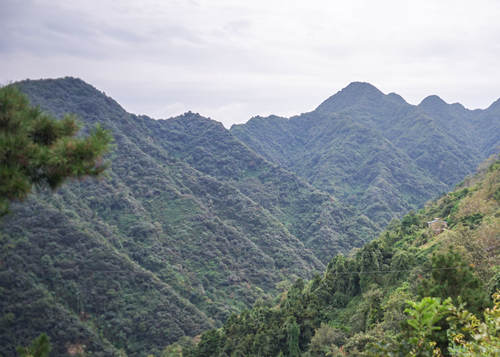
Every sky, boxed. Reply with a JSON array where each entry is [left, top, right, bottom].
[[2, 0, 500, 127]]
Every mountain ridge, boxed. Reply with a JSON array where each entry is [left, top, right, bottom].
[[0, 77, 377, 356], [1, 77, 499, 356], [231, 81, 499, 227], [183, 154, 500, 356]]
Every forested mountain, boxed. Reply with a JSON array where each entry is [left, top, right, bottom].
[[1, 78, 499, 356], [1, 78, 368, 356], [231, 82, 500, 227], [134, 114, 375, 263], [183, 155, 500, 356]]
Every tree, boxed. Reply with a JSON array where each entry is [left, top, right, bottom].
[[308, 323, 345, 356], [16, 333, 51, 357], [369, 291, 500, 356], [287, 318, 301, 357], [0, 85, 112, 215], [368, 297, 453, 356], [447, 290, 500, 355], [193, 329, 223, 357], [418, 250, 488, 315]]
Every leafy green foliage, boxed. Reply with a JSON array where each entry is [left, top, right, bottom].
[[2, 77, 499, 355], [191, 329, 224, 357], [287, 318, 301, 357], [0, 77, 338, 355], [185, 157, 500, 356], [306, 323, 345, 356], [417, 250, 489, 315], [0, 85, 111, 215], [403, 297, 452, 356], [370, 291, 500, 356], [447, 291, 500, 355]]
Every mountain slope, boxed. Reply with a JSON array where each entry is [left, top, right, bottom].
[[231, 111, 448, 227], [476, 99, 500, 156], [2, 78, 498, 355], [19, 78, 376, 262], [1, 77, 375, 356], [184, 155, 500, 356], [1, 198, 210, 356], [136, 113, 376, 262], [0, 78, 328, 356], [231, 82, 500, 226]]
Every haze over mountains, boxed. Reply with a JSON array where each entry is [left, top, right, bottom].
[[1, 78, 499, 356]]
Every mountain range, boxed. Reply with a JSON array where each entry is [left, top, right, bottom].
[[0, 78, 498, 356], [231, 81, 500, 226]]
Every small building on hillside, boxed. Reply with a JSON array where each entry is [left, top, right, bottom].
[[427, 218, 448, 235]]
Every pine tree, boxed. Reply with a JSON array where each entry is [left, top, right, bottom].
[[0, 85, 112, 215], [418, 250, 488, 314]]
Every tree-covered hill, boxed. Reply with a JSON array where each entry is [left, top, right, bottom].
[[0, 78, 369, 356], [135, 113, 375, 263], [182, 155, 500, 356], [231, 82, 500, 228], [2, 77, 498, 356]]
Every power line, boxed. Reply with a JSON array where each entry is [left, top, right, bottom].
[[72, 266, 468, 275], [325, 266, 466, 276]]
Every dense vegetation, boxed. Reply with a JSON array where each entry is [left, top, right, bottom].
[[180, 156, 500, 356], [135, 114, 375, 263], [0, 85, 111, 215], [231, 82, 500, 228], [0, 78, 367, 356], [1, 78, 498, 356]]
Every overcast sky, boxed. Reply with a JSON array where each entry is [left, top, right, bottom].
[[2, 0, 500, 127]]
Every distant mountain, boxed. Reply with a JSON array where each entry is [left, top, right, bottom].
[[1, 78, 371, 356], [2, 78, 498, 356], [231, 82, 500, 227], [139, 113, 375, 263]]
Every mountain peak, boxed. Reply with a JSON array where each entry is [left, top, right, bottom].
[[15, 77, 125, 118], [315, 82, 385, 113], [387, 92, 408, 105], [338, 82, 385, 100], [343, 81, 382, 94], [18, 76, 98, 95], [419, 95, 448, 108]]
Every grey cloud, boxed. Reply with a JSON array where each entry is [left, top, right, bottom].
[[2, 0, 500, 125], [2, 1, 203, 61]]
